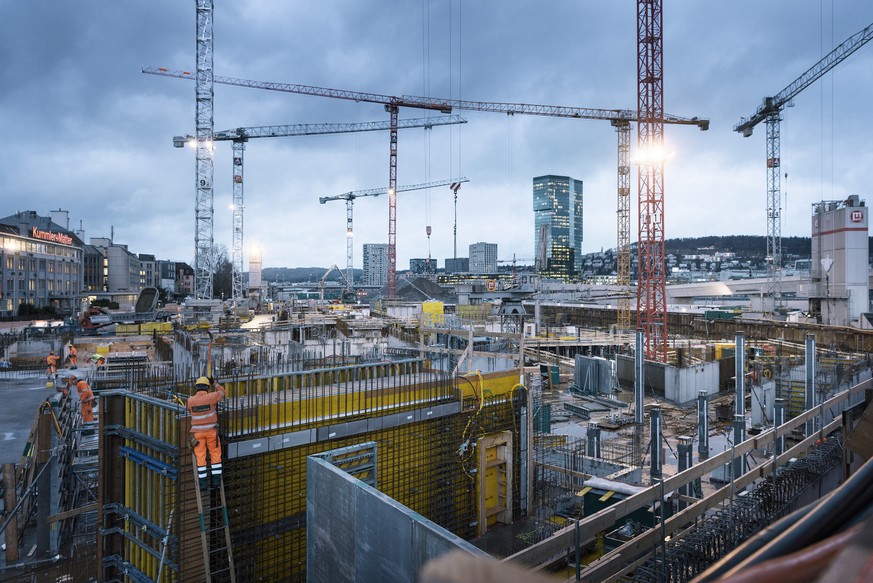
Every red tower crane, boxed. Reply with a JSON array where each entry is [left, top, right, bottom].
[[636, 0, 667, 362]]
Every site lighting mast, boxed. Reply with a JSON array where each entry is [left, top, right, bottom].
[[144, 67, 707, 310], [319, 178, 469, 288], [174, 116, 466, 304], [734, 21, 873, 311]]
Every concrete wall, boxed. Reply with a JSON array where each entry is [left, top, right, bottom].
[[664, 360, 720, 404], [617, 355, 719, 404], [307, 456, 489, 583]]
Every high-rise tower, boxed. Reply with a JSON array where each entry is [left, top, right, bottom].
[[532, 175, 583, 280]]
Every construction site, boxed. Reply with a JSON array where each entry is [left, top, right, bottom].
[[3, 2, 873, 583]]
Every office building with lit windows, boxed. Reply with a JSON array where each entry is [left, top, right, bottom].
[[533, 174, 583, 280], [0, 210, 84, 317]]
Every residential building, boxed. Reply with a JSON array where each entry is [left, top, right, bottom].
[[469, 242, 498, 274], [138, 254, 157, 289], [362, 243, 388, 286], [533, 174, 583, 280]]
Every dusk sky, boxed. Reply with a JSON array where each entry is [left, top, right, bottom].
[[3, 2, 872, 271]]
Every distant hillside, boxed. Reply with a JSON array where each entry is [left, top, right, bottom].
[[664, 235, 812, 258]]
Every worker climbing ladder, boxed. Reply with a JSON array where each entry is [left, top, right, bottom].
[[191, 453, 236, 583]]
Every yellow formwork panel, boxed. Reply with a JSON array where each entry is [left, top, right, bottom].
[[421, 301, 445, 325]]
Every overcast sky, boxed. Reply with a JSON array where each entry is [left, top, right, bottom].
[[3, 2, 872, 271]]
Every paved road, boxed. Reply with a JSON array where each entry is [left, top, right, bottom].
[[0, 373, 59, 464]]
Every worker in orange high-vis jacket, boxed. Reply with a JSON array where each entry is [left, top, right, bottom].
[[46, 351, 60, 378], [73, 374, 95, 423], [68, 344, 78, 369], [187, 376, 225, 489]]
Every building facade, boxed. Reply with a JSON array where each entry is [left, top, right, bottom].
[[469, 242, 498, 274], [362, 243, 388, 286], [533, 175, 583, 280], [0, 211, 84, 317], [810, 195, 869, 326], [409, 258, 435, 275], [445, 257, 469, 274]]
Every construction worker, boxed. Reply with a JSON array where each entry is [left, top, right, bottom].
[[46, 351, 60, 378], [68, 344, 78, 369], [187, 376, 225, 489], [73, 374, 95, 423]]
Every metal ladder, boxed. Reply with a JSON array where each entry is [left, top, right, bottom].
[[192, 455, 237, 583]]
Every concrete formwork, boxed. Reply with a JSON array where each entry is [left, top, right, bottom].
[[306, 453, 489, 583]]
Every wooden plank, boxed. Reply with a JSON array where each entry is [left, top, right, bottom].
[[48, 503, 98, 523]]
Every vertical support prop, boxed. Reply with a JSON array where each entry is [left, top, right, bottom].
[[650, 406, 662, 482], [677, 436, 692, 510], [697, 390, 709, 459], [774, 398, 785, 457], [634, 329, 645, 425], [586, 423, 601, 459], [805, 333, 816, 436]]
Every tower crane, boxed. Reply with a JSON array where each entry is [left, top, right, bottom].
[[636, 0, 667, 362], [734, 21, 873, 311], [319, 178, 469, 289], [173, 116, 466, 304], [144, 67, 708, 313]]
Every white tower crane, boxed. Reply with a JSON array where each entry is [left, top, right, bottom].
[[319, 178, 469, 287], [735, 21, 873, 310]]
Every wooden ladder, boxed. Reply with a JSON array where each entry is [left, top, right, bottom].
[[192, 455, 236, 583]]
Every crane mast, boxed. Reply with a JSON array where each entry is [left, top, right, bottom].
[[194, 0, 214, 299], [612, 120, 632, 330], [637, 0, 667, 362], [735, 21, 873, 311]]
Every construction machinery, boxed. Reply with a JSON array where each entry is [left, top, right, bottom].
[[143, 67, 707, 312], [734, 21, 873, 311], [173, 116, 466, 305], [319, 178, 469, 289], [318, 264, 356, 303]]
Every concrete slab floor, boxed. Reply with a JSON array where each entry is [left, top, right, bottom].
[[0, 374, 59, 465]]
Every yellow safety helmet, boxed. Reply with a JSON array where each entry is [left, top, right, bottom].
[[196, 376, 211, 387]]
